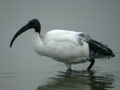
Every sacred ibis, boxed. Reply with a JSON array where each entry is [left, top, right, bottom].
[[10, 19, 115, 71]]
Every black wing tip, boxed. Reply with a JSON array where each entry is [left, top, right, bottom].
[[111, 53, 115, 57], [88, 39, 115, 59]]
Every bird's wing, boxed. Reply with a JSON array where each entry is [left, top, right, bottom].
[[78, 33, 115, 59], [44, 29, 84, 45], [87, 39, 114, 59], [42, 30, 89, 60]]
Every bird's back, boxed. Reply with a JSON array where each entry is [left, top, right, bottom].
[[44, 29, 83, 44]]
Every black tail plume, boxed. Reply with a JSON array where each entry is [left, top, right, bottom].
[[88, 40, 115, 59]]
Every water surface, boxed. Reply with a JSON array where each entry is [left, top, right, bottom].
[[0, 0, 120, 90]]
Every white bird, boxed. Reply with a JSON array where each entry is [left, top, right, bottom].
[[10, 19, 115, 71]]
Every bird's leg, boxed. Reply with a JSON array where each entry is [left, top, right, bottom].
[[87, 58, 95, 71], [65, 63, 72, 71], [87, 47, 95, 71]]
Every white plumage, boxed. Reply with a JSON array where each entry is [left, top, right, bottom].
[[33, 30, 89, 64], [10, 19, 115, 71]]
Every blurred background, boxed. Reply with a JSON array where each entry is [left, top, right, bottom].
[[0, 0, 120, 90]]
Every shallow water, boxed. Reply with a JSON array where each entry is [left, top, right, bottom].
[[0, 55, 120, 90], [0, 0, 120, 90]]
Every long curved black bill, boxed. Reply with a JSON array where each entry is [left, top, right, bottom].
[[10, 24, 30, 48]]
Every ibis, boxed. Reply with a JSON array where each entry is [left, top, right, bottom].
[[10, 19, 115, 71]]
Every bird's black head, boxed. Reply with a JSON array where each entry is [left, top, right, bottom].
[[10, 19, 41, 48], [28, 19, 41, 33]]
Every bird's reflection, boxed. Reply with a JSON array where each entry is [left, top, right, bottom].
[[36, 70, 114, 90]]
